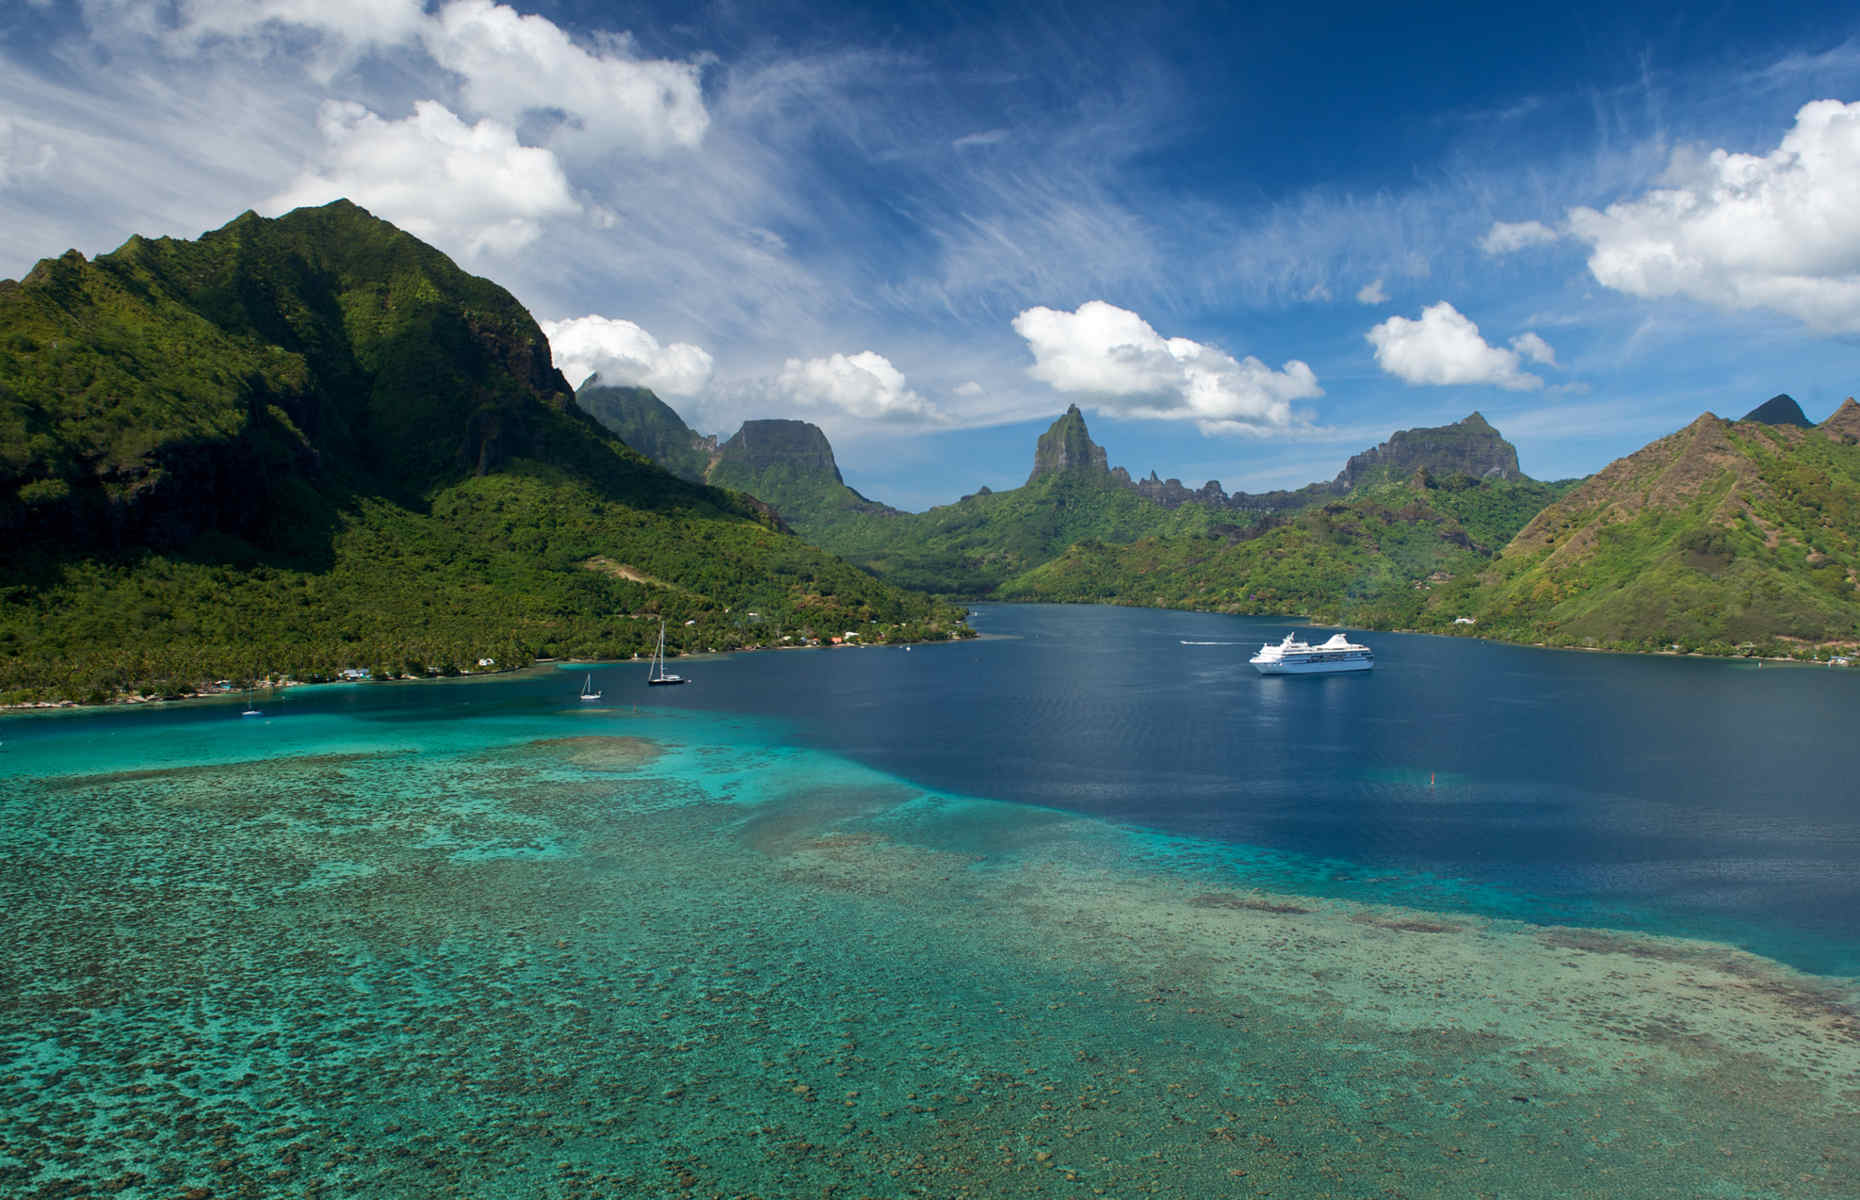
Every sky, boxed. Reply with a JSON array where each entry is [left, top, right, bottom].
[[3, 1, 1860, 509]]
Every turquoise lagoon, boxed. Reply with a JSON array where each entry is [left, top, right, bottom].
[[2, 604, 1857, 1198]]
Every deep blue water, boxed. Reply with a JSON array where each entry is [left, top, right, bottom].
[[6, 602, 1859, 975], [623, 603, 1860, 976]]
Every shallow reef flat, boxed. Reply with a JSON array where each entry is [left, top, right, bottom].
[[1, 714, 1855, 1199]]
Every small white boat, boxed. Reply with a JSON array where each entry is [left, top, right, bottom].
[[1250, 632, 1374, 675], [579, 673, 602, 702], [241, 683, 263, 717], [648, 620, 688, 686]]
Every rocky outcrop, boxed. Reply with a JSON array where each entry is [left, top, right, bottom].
[[1742, 394, 1814, 427], [1027, 405, 1110, 483], [714, 419, 845, 483], [1332, 412, 1522, 490]]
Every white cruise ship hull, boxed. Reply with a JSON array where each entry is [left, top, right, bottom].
[[1252, 654, 1373, 675]]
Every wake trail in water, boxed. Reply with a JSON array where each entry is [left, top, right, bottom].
[[1180, 640, 1246, 646]]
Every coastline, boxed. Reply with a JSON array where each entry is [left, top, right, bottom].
[[0, 628, 986, 714]]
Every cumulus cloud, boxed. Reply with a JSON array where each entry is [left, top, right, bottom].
[[776, 351, 940, 423], [1479, 219, 1560, 256], [1011, 300, 1320, 434], [955, 380, 984, 396], [1509, 331, 1557, 366], [423, 0, 707, 159], [1566, 99, 1860, 332], [541, 315, 714, 396], [1366, 302, 1546, 391], [269, 100, 578, 257], [1355, 278, 1389, 305]]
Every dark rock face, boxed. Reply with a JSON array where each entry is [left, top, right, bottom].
[[1742, 394, 1814, 427], [1130, 472, 1227, 508], [1, 199, 579, 553], [1332, 412, 1522, 490], [575, 378, 716, 483], [715, 419, 844, 483], [1027, 405, 1110, 483]]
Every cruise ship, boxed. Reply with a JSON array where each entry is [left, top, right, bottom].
[[1250, 632, 1374, 674]]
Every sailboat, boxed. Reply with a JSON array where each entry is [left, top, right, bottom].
[[648, 620, 688, 686], [579, 672, 602, 702], [241, 680, 262, 717]]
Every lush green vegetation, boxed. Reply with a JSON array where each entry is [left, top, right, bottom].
[[808, 470, 1223, 596], [0, 202, 966, 703], [998, 474, 1571, 627], [575, 382, 714, 483], [1426, 411, 1860, 656]]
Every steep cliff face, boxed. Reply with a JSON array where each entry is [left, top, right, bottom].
[[714, 419, 846, 482], [1332, 412, 1522, 490], [0, 199, 584, 550], [574, 377, 716, 483], [1026, 405, 1110, 483]]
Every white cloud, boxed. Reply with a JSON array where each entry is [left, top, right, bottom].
[[1479, 219, 1559, 255], [776, 351, 940, 423], [122, 0, 707, 157], [1567, 99, 1860, 332], [268, 100, 579, 257], [955, 380, 984, 396], [1011, 300, 1320, 434], [541, 315, 714, 396], [1509, 331, 1557, 366], [423, 0, 708, 159], [1355, 278, 1389, 305], [952, 129, 1010, 150], [0, 117, 58, 188], [1366, 301, 1545, 391], [164, 0, 428, 47]]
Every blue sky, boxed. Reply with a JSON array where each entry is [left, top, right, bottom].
[[3, 1, 1859, 508]]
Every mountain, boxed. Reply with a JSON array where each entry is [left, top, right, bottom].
[[1741, 393, 1814, 427], [1432, 402, 1860, 654], [0, 202, 966, 702], [1027, 403, 1111, 482], [573, 376, 715, 482], [1000, 471, 1570, 625], [578, 395, 1560, 600], [1333, 411, 1522, 489]]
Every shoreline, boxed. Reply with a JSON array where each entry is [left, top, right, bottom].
[[0, 628, 988, 714]]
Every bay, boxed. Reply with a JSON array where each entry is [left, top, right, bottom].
[[2, 603, 1856, 1198]]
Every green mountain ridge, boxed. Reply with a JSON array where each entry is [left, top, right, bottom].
[[1000, 471, 1572, 627], [1430, 402, 1860, 654], [576, 389, 1554, 601], [0, 202, 966, 702]]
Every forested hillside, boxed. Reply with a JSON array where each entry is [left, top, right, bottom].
[[0, 202, 966, 703], [1430, 403, 1860, 655]]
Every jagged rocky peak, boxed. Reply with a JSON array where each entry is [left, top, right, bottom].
[[1333, 411, 1523, 490], [1741, 394, 1814, 427], [1027, 404, 1110, 483], [716, 419, 844, 483]]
